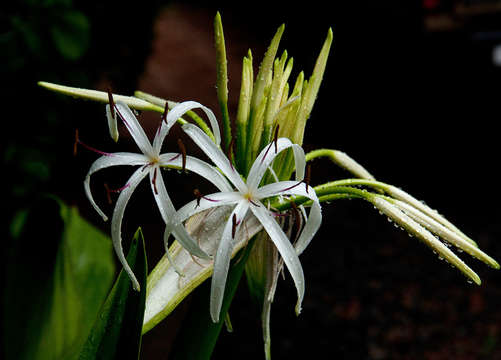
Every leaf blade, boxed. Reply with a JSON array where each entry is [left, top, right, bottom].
[[79, 228, 147, 360]]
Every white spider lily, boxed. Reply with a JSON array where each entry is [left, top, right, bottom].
[[84, 101, 224, 291], [167, 121, 322, 322]]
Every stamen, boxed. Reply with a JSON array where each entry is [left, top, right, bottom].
[[227, 136, 235, 171], [104, 182, 130, 204], [249, 199, 260, 207], [290, 201, 302, 237], [281, 181, 302, 192], [168, 153, 181, 162], [74, 129, 79, 156], [194, 189, 203, 208], [194, 188, 220, 208], [113, 103, 131, 131], [74, 129, 113, 157], [273, 125, 279, 154], [161, 101, 169, 123], [156, 102, 169, 136], [272, 212, 288, 218], [152, 167, 159, 195], [261, 142, 273, 164], [304, 164, 311, 194], [104, 183, 112, 204], [260, 126, 280, 164], [107, 87, 115, 119], [232, 214, 237, 239], [177, 139, 187, 172], [189, 253, 205, 268]]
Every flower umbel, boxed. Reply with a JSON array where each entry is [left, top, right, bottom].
[[165, 117, 322, 322], [84, 101, 227, 290]]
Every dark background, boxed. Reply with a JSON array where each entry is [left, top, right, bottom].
[[3, 1, 501, 358]]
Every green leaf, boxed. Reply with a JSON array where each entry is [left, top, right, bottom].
[[50, 10, 90, 60], [170, 237, 256, 360], [3, 197, 115, 360], [79, 228, 147, 360]]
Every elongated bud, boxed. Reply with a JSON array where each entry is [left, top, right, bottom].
[[372, 196, 481, 285]]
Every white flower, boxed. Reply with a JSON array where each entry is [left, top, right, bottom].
[[84, 101, 227, 290], [166, 121, 322, 322]]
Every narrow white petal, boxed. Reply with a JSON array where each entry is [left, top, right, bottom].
[[162, 229, 185, 276], [250, 202, 305, 315], [152, 111, 177, 154], [106, 104, 119, 142], [210, 201, 250, 322], [149, 167, 177, 222], [256, 181, 322, 255], [114, 102, 155, 157], [149, 167, 209, 259], [111, 167, 149, 291], [173, 191, 243, 226], [143, 207, 263, 331], [84, 153, 148, 221], [182, 124, 246, 191], [247, 138, 306, 190], [165, 100, 221, 146], [159, 153, 233, 192]]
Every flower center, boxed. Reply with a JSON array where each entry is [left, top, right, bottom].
[[149, 155, 160, 165], [243, 191, 260, 207]]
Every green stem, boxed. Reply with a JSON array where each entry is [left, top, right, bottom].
[[306, 149, 375, 180], [269, 184, 375, 211]]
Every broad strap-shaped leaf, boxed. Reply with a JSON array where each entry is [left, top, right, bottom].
[[3, 197, 115, 360], [79, 228, 147, 360]]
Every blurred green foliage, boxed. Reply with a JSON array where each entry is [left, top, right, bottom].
[[4, 197, 116, 360], [2, 0, 159, 358]]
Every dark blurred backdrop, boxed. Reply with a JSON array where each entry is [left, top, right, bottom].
[[3, 1, 501, 359]]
